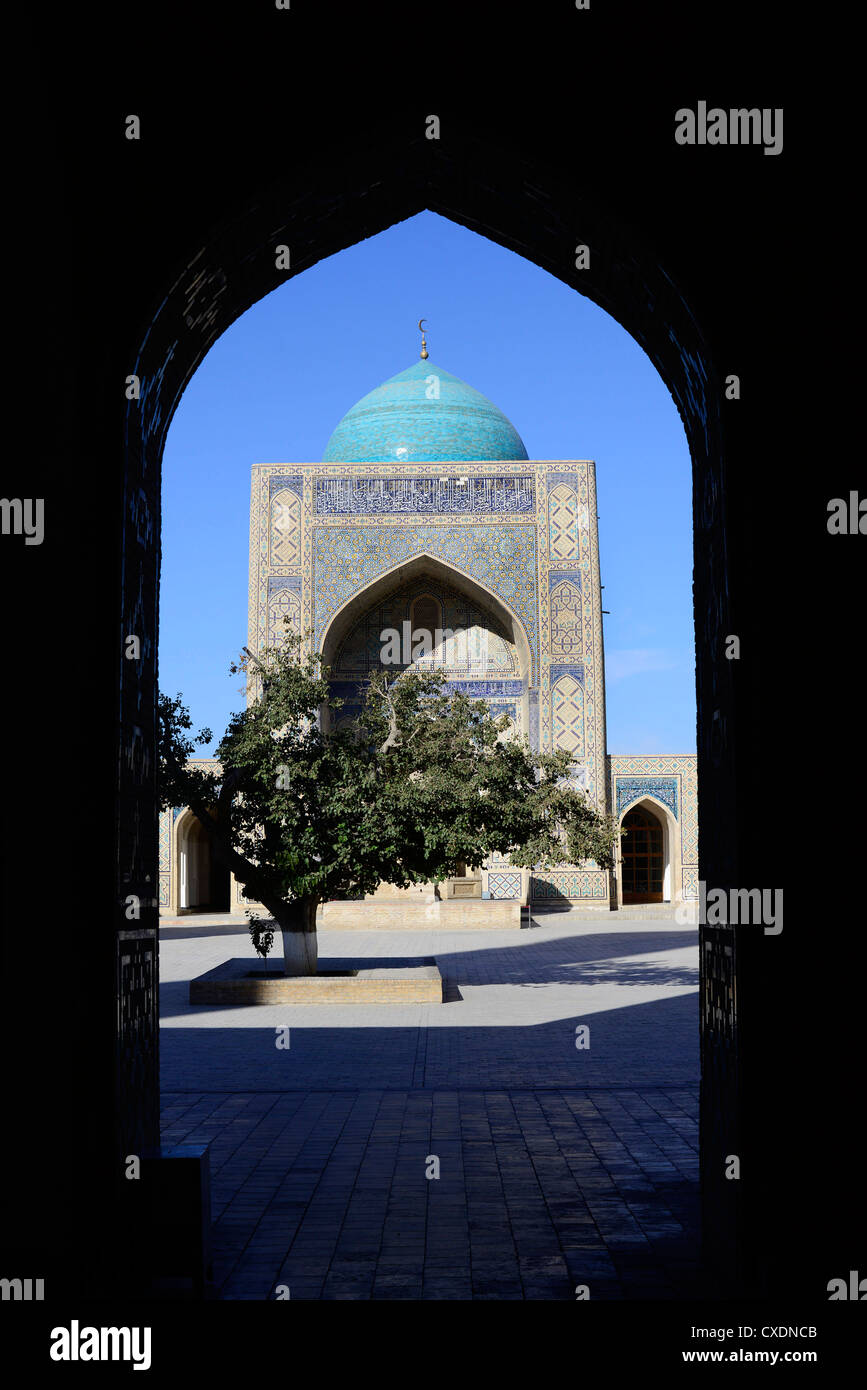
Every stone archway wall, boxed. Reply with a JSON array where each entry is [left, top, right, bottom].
[[118, 141, 737, 1277], [12, 21, 849, 1305], [63, 111, 751, 1294]]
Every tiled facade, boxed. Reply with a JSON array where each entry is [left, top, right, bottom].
[[608, 754, 699, 906], [160, 358, 697, 912]]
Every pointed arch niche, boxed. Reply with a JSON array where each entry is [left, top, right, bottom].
[[319, 552, 534, 737], [615, 794, 683, 908], [170, 808, 230, 915]]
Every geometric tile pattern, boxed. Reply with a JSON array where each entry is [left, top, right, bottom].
[[312, 522, 538, 669], [270, 489, 301, 567], [609, 756, 698, 901], [245, 455, 615, 905], [540, 467, 602, 812], [549, 577, 583, 657], [269, 587, 302, 644], [158, 807, 172, 907], [487, 871, 523, 899], [531, 869, 609, 899], [268, 474, 304, 499], [548, 483, 579, 560], [551, 673, 585, 756], [615, 777, 679, 820]]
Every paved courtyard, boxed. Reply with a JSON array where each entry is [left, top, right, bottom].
[[159, 913, 706, 1299]]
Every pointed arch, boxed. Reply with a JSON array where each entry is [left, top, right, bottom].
[[616, 794, 683, 906], [550, 577, 583, 658], [106, 117, 745, 1287], [319, 551, 534, 685], [170, 807, 230, 914], [268, 586, 301, 645]]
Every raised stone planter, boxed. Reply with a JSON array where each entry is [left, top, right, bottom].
[[189, 957, 442, 1004]]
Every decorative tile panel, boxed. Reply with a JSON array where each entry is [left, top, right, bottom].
[[548, 483, 579, 560], [616, 776, 679, 820], [311, 522, 538, 671], [488, 871, 522, 899], [550, 577, 583, 657], [268, 474, 304, 498], [270, 489, 301, 567], [609, 755, 699, 900], [531, 870, 608, 900], [315, 475, 534, 515], [269, 587, 301, 643], [552, 673, 585, 755]]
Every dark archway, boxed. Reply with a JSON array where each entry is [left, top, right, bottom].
[[175, 811, 229, 915], [118, 142, 741, 1289]]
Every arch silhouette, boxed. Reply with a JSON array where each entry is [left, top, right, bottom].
[[12, 30, 835, 1307], [112, 136, 741, 1292]]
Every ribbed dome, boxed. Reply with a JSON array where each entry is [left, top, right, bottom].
[[322, 359, 528, 463]]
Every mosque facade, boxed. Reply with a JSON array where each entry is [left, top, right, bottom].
[[159, 346, 697, 916]]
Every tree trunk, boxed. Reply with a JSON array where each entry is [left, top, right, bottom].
[[274, 896, 319, 977], [281, 929, 318, 977]]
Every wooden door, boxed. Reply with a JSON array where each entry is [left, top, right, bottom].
[[621, 806, 664, 903]]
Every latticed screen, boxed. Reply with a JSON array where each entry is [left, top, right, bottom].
[[411, 595, 441, 641], [621, 806, 664, 902]]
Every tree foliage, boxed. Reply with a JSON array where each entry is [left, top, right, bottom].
[[158, 628, 619, 937]]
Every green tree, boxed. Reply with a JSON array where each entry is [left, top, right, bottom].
[[158, 629, 619, 974]]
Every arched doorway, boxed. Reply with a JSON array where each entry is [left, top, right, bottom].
[[108, 125, 750, 1292], [10, 30, 834, 1308], [176, 811, 229, 914], [621, 805, 664, 904], [321, 554, 532, 734]]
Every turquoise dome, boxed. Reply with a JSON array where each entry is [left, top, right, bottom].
[[322, 359, 528, 462]]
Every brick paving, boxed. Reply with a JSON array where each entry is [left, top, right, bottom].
[[160, 915, 706, 1299]]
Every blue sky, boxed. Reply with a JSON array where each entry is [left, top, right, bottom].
[[160, 210, 695, 754]]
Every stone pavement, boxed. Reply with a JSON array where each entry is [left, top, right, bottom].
[[159, 914, 707, 1299]]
